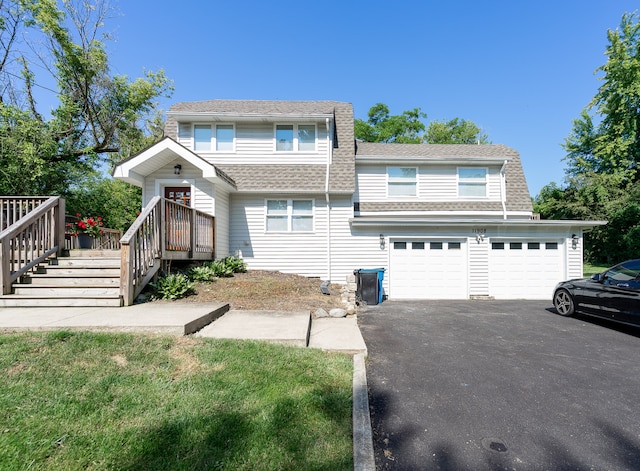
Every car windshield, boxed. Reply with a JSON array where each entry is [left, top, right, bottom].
[[605, 260, 640, 282]]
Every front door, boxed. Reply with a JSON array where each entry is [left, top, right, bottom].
[[164, 187, 191, 206]]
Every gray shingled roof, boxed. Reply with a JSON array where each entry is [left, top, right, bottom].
[[355, 142, 518, 158], [164, 100, 355, 193], [167, 99, 345, 115]]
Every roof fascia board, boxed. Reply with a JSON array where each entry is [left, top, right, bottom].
[[349, 217, 608, 228]]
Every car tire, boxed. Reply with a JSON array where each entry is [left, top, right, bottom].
[[553, 289, 575, 316]]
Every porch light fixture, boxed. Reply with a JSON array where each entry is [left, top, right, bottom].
[[379, 234, 385, 250], [174, 164, 182, 175], [571, 234, 579, 249]]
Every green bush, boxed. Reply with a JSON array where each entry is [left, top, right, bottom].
[[188, 265, 217, 282], [222, 255, 247, 273], [150, 273, 195, 300]]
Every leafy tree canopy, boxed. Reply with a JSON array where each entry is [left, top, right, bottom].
[[425, 118, 490, 144], [0, 0, 172, 196], [355, 103, 489, 145], [535, 11, 640, 263]]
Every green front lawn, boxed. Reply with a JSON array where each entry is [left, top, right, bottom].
[[584, 262, 610, 277], [0, 332, 353, 470]]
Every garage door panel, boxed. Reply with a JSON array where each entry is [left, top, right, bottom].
[[390, 240, 467, 299], [489, 241, 564, 299]]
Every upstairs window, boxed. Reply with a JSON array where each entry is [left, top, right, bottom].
[[194, 125, 212, 152], [215, 124, 234, 151], [266, 199, 314, 232], [458, 167, 487, 197], [298, 125, 316, 151], [275, 124, 317, 151], [387, 167, 417, 197], [276, 125, 294, 151]]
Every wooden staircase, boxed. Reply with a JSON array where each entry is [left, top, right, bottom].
[[0, 250, 123, 307]]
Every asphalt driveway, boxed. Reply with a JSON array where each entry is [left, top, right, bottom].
[[358, 300, 640, 471]]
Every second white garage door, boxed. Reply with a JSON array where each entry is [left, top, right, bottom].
[[389, 240, 468, 299], [489, 240, 565, 299]]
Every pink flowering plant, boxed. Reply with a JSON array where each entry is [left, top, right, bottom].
[[67, 213, 104, 238]]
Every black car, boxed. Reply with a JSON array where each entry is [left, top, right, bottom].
[[553, 259, 640, 326]]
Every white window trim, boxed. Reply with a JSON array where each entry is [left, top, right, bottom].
[[265, 198, 315, 233], [386, 166, 418, 198], [214, 123, 236, 152], [273, 123, 317, 152], [457, 166, 488, 198]]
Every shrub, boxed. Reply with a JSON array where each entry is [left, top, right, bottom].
[[222, 255, 247, 273], [188, 265, 217, 282], [150, 273, 195, 300]]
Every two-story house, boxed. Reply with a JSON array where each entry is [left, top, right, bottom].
[[113, 100, 604, 300]]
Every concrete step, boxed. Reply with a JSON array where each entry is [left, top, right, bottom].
[[0, 294, 123, 308], [13, 286, 120, 296]]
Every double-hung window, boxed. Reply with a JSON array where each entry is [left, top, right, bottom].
[[387, 167, 417, 197], [194, 125, 212, 152], [266, 199, 314, 232], [275, 124, 316, 151], [458, 167, 487, 197], [215, 124, 234, 151]]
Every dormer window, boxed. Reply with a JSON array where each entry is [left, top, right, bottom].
[[458, 167, 487, 197], [275, 124, 317, 152], [215, 124, 235, 151], [193, 125, 212, 152], [387, 167, 417, 197]]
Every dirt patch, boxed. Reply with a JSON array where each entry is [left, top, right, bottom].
[[154, 270, 346, 312]]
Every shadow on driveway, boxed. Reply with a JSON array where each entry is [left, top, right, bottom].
[[359, 300, 640, 470]]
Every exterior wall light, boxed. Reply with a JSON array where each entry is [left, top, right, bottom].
[[571, 233, 579, 249], [380, 234, 385, 250], [174, 164, 182, 175]]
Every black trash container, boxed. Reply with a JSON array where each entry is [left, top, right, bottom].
[[355, 268, 385, 305]]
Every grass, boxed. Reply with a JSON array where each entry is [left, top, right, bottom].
[[584, 262, 610, 277], [0, 331, 353, 470]]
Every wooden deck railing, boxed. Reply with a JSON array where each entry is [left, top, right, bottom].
[[120, 196, 215, 306], [65, 228, 123, 250], [1, 197, 51, 230], [0, 197, 66, 295]]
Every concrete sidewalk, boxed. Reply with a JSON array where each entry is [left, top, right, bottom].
[[0, 303, 368, 355]]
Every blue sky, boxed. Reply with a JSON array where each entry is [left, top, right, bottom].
[[101, 1, 635, 196]]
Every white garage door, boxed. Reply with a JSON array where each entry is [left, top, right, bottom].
[[489, 240, 565, 299], [389, 240, 468, 299]]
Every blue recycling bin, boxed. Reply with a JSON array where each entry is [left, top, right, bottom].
[[356, 268, 385, 305]]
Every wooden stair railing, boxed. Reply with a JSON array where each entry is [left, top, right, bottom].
[[0, 197, 66, 295], [119, 196, 215, 306]]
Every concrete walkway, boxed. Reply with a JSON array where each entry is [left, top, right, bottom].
[[0, 302, 368, 355]]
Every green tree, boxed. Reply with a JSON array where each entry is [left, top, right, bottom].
[[536, 12, 640, 263], [355, 103, 427, 143], [425, 118, 490, 144], [0, 0, 172, 196], [564, 12, 640, 182]]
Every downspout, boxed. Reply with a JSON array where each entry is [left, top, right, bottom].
[[500, 160, 507, 220], [325, 117, 332, 282]]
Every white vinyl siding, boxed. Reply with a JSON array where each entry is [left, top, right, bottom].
[[229, 195, 328, 278], [356, 164, 502, 202]]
